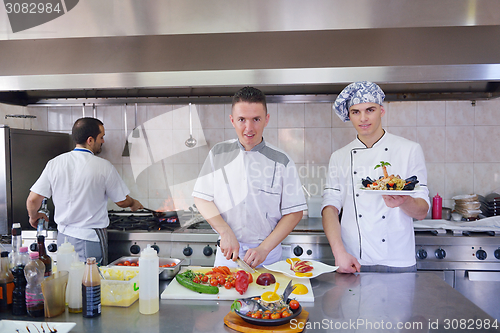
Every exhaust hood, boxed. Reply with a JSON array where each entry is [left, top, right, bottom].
[[0, 0, 500, 105]]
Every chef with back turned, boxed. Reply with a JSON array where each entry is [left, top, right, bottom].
[[322, 81, 430, 273], [27, 117, 143, 265], [192, 86, 307, 268]]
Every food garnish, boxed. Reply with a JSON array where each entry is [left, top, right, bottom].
[[231, 295, 300, 321], [362, 161, 419, 191], [286, 258, 313, 276], [176, 266, 253, 294], [256, 273, 276, 286], [291, 283, 308, 295]]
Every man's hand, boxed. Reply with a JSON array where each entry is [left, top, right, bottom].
[[243, 246, 269, 268], [382, 194, 410, 208], [334, 250, 361, 274], [130, 199, 143, 211], [29, 212, 47, 229], [219, 232, 240, 261]]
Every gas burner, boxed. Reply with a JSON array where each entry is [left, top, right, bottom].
[[108, 212, 180, 232]]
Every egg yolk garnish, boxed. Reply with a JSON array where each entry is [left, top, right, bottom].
[[291, 284, 308, 295]]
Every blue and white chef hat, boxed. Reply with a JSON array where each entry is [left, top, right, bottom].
[[333, 81, 385, 122]]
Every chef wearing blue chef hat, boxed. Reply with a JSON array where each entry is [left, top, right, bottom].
[[321, 81, 430, 273]]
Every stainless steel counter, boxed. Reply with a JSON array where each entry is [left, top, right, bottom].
[[1, 272, 498, 333]]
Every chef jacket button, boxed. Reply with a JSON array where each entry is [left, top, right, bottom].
[[353, 150, 357, 154], [385, 148, 388, 151], [359, 214, 362, 218], [382, 239, 386, 242], [356, 193, 359, 197], [382, 215, 385, 219], [353, 171, 357, 174]]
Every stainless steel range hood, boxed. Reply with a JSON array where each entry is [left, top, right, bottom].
[[1, 0, 500, 105]]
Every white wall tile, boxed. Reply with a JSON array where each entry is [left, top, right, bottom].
[[48, 106, 74, 131], [387, 101, 417, 126], [278, 128, 304, 164], [99, 129, 126, 165], [417, 127, 446, 163], [417, 101, 445, 126], [446, 101, 475, 126], [305, 103, 332, 128], [426, 163, 445, 199], [332, 128, 357, 152], [199, 104, 225, 129], [305, 128, 331, 164], [266, 103, 278, 129], [26, 106, 48, 131], [444, 163, 474, 200], [446, 126, 474, 163], [474, 126, 500, 162], [474, 163, 500, 196], [475, 99, 500, 126], [278, 104, 305, 128], [264, 128, 278, 147], [387, 127, 417, 142]]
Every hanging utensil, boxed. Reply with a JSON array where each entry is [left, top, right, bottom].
[[122, 103, 139, 156], [185, 103, 197, 148]]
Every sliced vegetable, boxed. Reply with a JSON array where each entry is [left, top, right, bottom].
[[235, 270, 250, 295], [256, 273, 276, 286], [176, 270, 219, 294]]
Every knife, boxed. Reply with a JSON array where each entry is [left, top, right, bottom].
[[282, 280, 297, 302], [216, 239, 256, 273]]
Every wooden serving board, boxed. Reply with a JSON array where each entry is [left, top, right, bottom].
[[224, 310, 309, 333], [161, 267, 314, 302]]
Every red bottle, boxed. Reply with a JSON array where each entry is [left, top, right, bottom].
[[432, 193, 442, 219]]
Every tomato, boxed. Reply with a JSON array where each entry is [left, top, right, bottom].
[[210, 279, 218, 287], [201, 275, 209, 283], [246, 272, 253, 284], [270, 312, 281, 319], [130, 262, 138, 266], [235, 270, 249, 295], [218, 276, 226, 286], [289, 300, 300, 310], [117, 263, 124, 266], [251, 311, 262, 319], [170, 263, 176, 267], [262, 313, 270, 320], [224, 281, 232, 289], [123, 260, 131, 266], [281, 310, 292, 318], [193, 277, 200, 284]]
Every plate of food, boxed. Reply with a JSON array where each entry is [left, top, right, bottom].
[[359, 161, 422, 195], [0, 321, 76, 333], [263, 258, 338, 279]]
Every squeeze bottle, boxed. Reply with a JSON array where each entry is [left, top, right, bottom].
[[67, 256, 85, 313], [139, 244, 159, 314], [432, 193, 442, 219], [24, 252, 45, 317], [57, 238, 75, 274]]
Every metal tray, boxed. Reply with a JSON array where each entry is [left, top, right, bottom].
[[107, 256, 183, 280]]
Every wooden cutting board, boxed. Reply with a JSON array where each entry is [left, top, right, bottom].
[[161, 267, 314, 302], [224, 310, 309, 333]]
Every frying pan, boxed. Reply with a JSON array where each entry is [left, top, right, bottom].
[[142, 208, 178, 218]]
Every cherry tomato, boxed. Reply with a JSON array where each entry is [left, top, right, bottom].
[[224, 281, 232, 289], [123, 260, 131, 266], [281, 310, 292, 318], [262, 313, 271, 320], [270, 312, 281, 319], [210, 279, 218, 286], [117, 263, 124, 266], [218, 276, 226, 286], [201, 275, 209, 283], [289, 300, 300, 310], [251, 311, 262, 319], [170, 263, 176, 267], [130, 262, 138, 266], [193, 277, 200, 283]]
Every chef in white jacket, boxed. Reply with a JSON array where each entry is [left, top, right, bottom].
[[322, 81, 430, 273]]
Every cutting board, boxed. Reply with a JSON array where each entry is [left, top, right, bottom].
[[224, 310, 309, 333], [161, 267, 314, 302]]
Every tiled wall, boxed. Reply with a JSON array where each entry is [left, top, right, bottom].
[[0, 99, 497, 216]]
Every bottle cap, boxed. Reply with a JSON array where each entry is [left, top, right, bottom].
[[1, 251, 8, 257], [30, 252, 39, 259], [58, 237, 75, 254], [86, 257, 96, 265], [141, 244, 158, 258], [19, 247, 28, 253]]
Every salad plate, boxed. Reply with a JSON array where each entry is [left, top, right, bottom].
[[264, 260, 338, 279]]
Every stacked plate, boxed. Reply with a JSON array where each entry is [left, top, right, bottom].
[[478, 193, 500, 217], [452, 194, 481, 219]]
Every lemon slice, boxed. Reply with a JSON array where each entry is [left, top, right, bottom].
[[291, 283, 309, 294], [295, 272, 313, 277], [286, 258, 300, 265]]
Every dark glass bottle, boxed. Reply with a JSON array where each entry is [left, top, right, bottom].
[[11, 265, 27, 315], [82, 257, 101, 318], [0, 251, 14, 312], [37, 235, 52, 277]]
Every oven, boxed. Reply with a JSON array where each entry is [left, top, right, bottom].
[[415, 230, 500, 320]]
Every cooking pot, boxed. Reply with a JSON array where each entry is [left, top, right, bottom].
[[442, 207, 452, 220]]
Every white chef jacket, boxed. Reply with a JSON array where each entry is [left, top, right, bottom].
[[321, 132, 430, 267], [30, 148, 130, 242], [193, 139, 307, 266]]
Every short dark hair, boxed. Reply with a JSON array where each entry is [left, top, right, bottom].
[[232, 86, 267, 114], [72, 118, 103, 145]]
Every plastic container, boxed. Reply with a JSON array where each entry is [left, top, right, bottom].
[[57, 238, 75, 274], [12, 246, 29, 316], [67, 259, 85, 313], [139, 244, 159, 314], [306, 196, 322, 218], [24, 252, 45, 317], [0, 251, 14, 312], [432, 193, 442, 219], [9, 223, 22, 269], [82, 257, 101, 318], [100, 266, 139, 307], [15, 247, 30, 268], [41, 271, 69, 318]]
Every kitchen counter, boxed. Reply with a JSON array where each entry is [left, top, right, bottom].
[[1, 272, 498, 333]]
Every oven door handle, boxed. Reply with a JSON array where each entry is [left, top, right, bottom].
[[467, 271, 500, 282]]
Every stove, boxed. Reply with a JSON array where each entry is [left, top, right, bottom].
[[108, 210, 180, 232]]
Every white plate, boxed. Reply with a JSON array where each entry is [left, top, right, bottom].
[[0, 320, 76, 333], [263, 260, 338, 279], [359, 184, 422, 196]]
